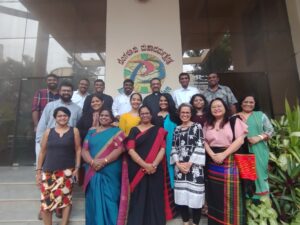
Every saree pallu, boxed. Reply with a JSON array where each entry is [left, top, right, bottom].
[[207, 147, 246, 225], [126, 126, 176, 225], [40, 168, 74, 211], [83, 127, 127, 225]]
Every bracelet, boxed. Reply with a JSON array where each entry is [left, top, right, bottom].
[[35, 168, 42, 171], [152, 163, 157, 169], [258, 135, 264, 140], [104, 158, 109, 164], [75, 165, 80, 169]]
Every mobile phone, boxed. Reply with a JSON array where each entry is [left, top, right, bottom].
[[72, 175, 77, 183]]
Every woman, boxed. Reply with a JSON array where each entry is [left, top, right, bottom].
[[126, 105, 175, 225], [190, 94, 208, 127], [36, 107, 81, 225], [170, 103, 205, 225], [238, 94, 274, 199], [77, 93, 104, 141], [81, 109, 127, 225], [203, 98, 248, 225], [152, 93, 179, 188], [119, 93, 142, 136]]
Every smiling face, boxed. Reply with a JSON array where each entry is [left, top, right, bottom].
[[139, 107, 152, 124], [179, 106, 192, 123], [59, 86, 73, 102], [99, 110, 113, 127], [124, 81, 134, 95], [210, 99, 226, 119], [241, 96, 256, 113], [46, 76, 58, 90], [179, 74, 190, 88], [78, 79, 89, 95], [150, 79, 161, 93], [130, 93, 142, 110], [91, 96, 103, 112], [207, 73, 219, 88], [94, 81, 105, 93], [55, 110, 69, 126], [159, 95, 169, 111], [192, 96, 205, 110]]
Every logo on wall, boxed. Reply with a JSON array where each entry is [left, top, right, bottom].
[[117, 44, 174, 94]]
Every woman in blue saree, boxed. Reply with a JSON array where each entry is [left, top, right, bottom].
[[82, 109, 127, 225]]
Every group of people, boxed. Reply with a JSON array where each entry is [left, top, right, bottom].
[[32, 72, 274, 225]]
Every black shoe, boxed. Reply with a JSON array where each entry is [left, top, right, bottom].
[[38, 211, 43, 220], [55, 208, 62, 218]]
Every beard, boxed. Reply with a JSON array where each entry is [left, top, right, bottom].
[[60, 94, 72, 102], [48, 83, 58, 90]]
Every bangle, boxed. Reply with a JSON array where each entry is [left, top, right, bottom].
[[35, 168, 42, 171], [104, 158, 109, 164], [90, 160, 94, 166], [258, 135, 264, 140], [75, 165, 80, 169], [152, 164, 157, 169]]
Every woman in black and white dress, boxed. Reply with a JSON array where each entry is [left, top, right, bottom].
[[170, 103, 205, 225]]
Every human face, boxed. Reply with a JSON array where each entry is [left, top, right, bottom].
[[59, 86, 73, 102], [139, 107, 152, 124], [207, 73, 219, 88], [193, 96, 205, 110], [94, 81, 105, 93], [211, 100, 226, 119], [179, 106, 192, 123], [55, 111, 69, 126], [179, 74, 190, 88], [130, 94, 142, 110], [46, 76, 58, 90], [91, 96, 103, 112], [241, 96, 255, 113], [150, 79, 161, 93], [99, 110, 113, 127], [78, 80, 89, 94], [124, 82, 134, 95], [159, 96, 168, 111]]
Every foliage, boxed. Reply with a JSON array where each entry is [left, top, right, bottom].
[[268, 100, 300, 224]]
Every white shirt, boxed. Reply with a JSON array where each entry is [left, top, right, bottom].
[[71, 90, 89, 109], [172, 86, 199, 108], [112, 93, 132, 117]]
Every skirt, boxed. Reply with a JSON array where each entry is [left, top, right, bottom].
[[207, 148, 246, 225], [40, 168, 74, 211]]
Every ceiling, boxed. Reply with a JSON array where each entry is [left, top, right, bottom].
[[20, 0, 255, 54]]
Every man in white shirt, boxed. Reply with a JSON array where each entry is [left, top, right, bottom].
[[172, 72, 199, 107], [112, 79, 134, 120], [71, 78, 90, 109]]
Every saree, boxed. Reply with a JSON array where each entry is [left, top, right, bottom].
[[83, 127, 128, 225], [246, 111, 273, 198], [126, 126, 176, 225]]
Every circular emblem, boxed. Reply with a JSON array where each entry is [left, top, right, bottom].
[[124, 53, 166, 94]]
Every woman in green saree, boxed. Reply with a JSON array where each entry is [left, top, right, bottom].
[[238, 95, 274, 199]]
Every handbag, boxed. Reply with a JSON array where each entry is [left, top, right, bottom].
[[230, 115, 257, 196]]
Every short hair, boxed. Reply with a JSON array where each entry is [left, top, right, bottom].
[[53, 106, 71, 118], [79, 78, 90, 84], [46, 73, 58, 80], [208, 73, 219, 78], [94, 79, 105, 85], [150, 77, 161, 84], [179, 72, 190, 79], [59, 80, 74, 91], [178, 103, 193, 114], [123, 79, 134, 86], [130, 92, 143, 102]]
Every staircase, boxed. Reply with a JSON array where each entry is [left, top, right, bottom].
[[0, 167, 207, 225]]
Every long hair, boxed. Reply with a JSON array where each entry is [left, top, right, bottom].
[[160, 93, 180, 124], [206, 98, 231, 128], [190, 93, 208, 117]]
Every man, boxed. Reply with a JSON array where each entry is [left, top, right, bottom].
[[143, 77, 175, 116], [172, 72, 199, 107], [82, 79, 113, 114], [112, 79, 134, 120], [203, 73, 238, 113], [71, 78, 90, 109], [35, 81, 82, 219], [32, 74, 59, 132]]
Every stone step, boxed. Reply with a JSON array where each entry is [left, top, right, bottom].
[[0, 183, 85, 200]]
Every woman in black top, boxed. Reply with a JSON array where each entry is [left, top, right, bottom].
[[36, 107, 81, 225]]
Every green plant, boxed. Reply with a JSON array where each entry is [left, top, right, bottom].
[[268, 100, 300, 224]]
